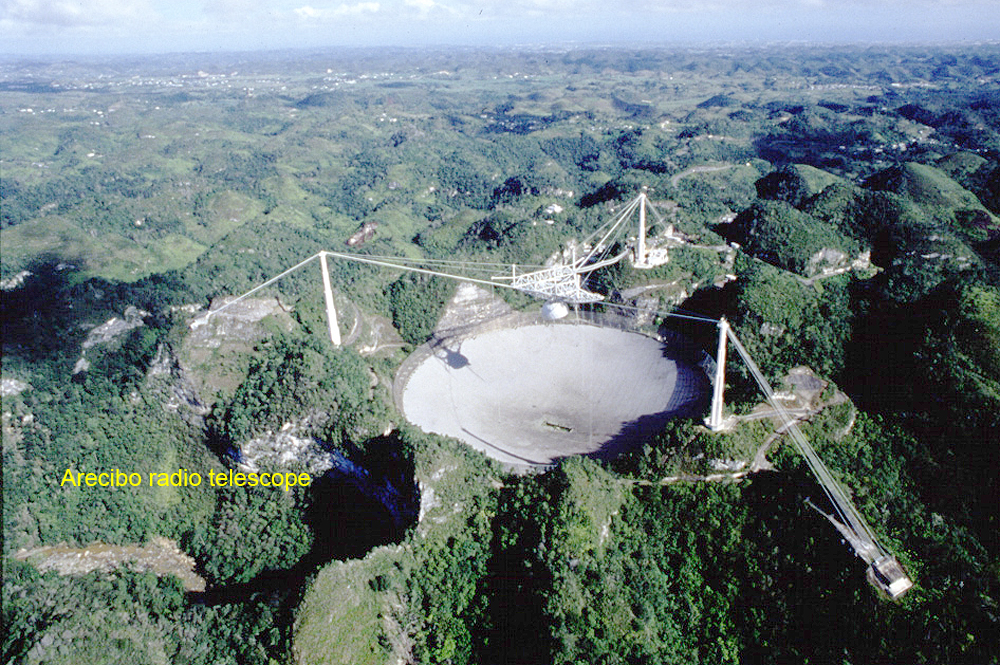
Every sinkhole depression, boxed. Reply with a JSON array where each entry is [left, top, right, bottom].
[[397, 319, 710, 469]]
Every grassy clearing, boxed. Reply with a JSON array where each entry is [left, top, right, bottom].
[[292, 546, 403, 665]]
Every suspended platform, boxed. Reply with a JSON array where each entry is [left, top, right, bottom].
[[496, 264, 604, 304], [491, 190, 664, 304]]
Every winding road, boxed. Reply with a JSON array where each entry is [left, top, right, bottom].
[[670, 164, 736, 188]]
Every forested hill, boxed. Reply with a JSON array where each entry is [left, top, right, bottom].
[[2, 44, 998, 664]]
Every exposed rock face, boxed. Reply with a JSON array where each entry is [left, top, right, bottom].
[[0, 270, 32, 290], [346, 220, 379, 247], [179, 296, 296, 401], [804, 247, 873, 280], [81, 305, 149, 350], [145, 344, 209, 422], [169, 303, 203, 315], [237, 414, 336, 476], [806, 247, 849, 276], [776, 366, 829, 405], [760, 322, 786, 337], [416, 482, 439, 526], [710, 459, 748, 472], [237, 416, 415, 529], [187, 297, 290, 349], [2, 401, 37, 466], [415, 462, 462, 534], [72, 305, 151, 375], [1, 378, 30, 397]]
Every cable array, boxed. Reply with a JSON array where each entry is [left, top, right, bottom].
[[725, 328, 887, 561]]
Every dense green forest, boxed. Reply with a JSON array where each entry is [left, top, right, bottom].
[[2, 45, 999, 664]]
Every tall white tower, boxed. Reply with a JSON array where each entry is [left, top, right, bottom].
[[319, 252, 341, 346], [706, 317, 729, 431], [635, 191, 648, 266]]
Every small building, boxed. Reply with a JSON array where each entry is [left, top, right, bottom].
[[868, 555, 914, 600]]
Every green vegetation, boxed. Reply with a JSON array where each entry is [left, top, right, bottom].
[[727, 200, 861, 276], [293, 426, 497, 665], [3, 44, 999, 665], [209, 333, 375, 448], [388, 273, 454, 346], [3, 559, 287, 665], [731, 256, 855, 378], [187, 483, 313, 585], [471, 426, 998, 664], [755, 163, 846, 207]]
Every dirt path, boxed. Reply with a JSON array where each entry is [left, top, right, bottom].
[[748, 388, 850, 473], [621, 371, 852, 482], [342, 300, 363, 346], [361, 319, 406, 355]]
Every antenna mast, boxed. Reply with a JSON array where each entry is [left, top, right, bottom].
[[319, 252, 341, 346], [636, 191, 648, 266], [706, 317, 731, 431]]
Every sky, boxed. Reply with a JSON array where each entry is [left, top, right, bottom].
[[2, 0, 999, 55]]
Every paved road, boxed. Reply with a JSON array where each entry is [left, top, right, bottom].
[[670, 164, 735, 188]]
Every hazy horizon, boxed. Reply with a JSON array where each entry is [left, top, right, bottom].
[[3, 0, 999, 57]]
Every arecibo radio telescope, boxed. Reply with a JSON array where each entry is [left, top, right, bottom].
[[197, 190, 912, 600]]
